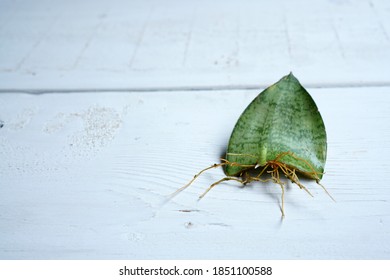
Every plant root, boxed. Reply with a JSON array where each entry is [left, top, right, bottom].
[[174, 152, 334, 217]]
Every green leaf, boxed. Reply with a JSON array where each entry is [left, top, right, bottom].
[[225, 73, 327, 179]]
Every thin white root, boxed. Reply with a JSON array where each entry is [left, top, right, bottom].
[[170, 162, 225, 199], [198, 177, 246, 200]]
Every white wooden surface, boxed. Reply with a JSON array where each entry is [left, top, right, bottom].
[[1, 0, 390, 91], [1, 0, 390, 259]]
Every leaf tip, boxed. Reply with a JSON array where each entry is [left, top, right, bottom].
[[286, 71, 296, 79]]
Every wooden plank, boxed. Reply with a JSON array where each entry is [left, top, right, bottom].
[[1, 0, 390, 90], [0, 86, 389, 259]]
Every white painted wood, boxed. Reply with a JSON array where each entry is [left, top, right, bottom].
[[1, 87, 389, 259], [1, 0, 390, 260], [1, 0, 390, 90]]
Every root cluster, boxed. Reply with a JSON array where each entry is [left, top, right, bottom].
[[173, 152, 333, 217]]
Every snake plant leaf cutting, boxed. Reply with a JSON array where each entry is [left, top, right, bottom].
[[176, 73, 331, 216], [225, 73, 326, 179]]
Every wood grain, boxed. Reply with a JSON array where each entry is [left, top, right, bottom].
[[1, 0, 389, 260], [1, 0, 390, 90], [1, 87, 389, 259]]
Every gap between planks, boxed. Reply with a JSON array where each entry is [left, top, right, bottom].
[[1, 81, 390, 94]]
